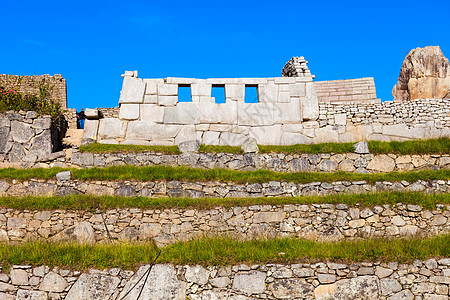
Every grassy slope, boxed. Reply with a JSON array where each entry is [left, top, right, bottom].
[[79, 138, 450, 155], [0, 166, 449, 184], [1, 235, 448, 270], [0, 192, 448, 211]]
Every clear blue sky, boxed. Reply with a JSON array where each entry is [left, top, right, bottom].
[[1, 0, 449, 110]]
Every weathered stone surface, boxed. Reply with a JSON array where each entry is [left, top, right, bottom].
[[10, 269, 28, 285], [232, 271, 266, 294], [10, 121, 34, 143], [367, 155, 395, 172], [56, 171, 71, 181], [289, 158, 312, 172], [241, 138, 258, 153], [381, 278, 402, 295], [83, 119, 99, 141], [119, 104, 140, 120], [119, 76, 146, 104], [39, 272, 68, 292], [98, 118, 127, 140], [178, 140, 200, 153], [354, 141, 369, 154], [388, 290, 414, 300], [65, 273, 120, 300], [118, 264, 186, 300], [314, 276, 380, 300], [16, 289, 47, 300], [270, 278, 313, 299], [185, 265, 209, 285], [84, 108, 99, 119], [32, 117, 51, 130], [52, 222, 95, 244], [393, 46, 450, 101], [0, 127, 9, 154], [253, 212, 285, 223]]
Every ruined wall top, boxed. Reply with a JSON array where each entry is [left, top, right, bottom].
[[282, 56, 314, 78], [0, 74, 67, 109]]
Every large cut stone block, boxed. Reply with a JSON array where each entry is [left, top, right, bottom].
[[302, 82, 319, 120], [83, 119, 99, 140], [258, 82, 278, 102], [290, 83, 306, 97], [119, 104, 140, 120], [225, 84, 245, 100], [199, 99, 238, 124], [98, 118, 127, 140], [158, 84, 178, 96], [143, 79, 163, 95], [29, 129, 52, 156], [281, 132, 312, 145], [191, 82, 212, 97], [126, 121, 181, 141], [65, 273, 120, 300], [174, 125, 197, 144], [273, 100, 302, 124], [219, 132, 247, 146], [119, 76, 145, 104], [140, 104, 164, 123], [164, 103, 200, 124], [11, 121, 34, 143], [158, 96, 178, 106], [202, 131, 220, 145], [238, 102, 274, 126], [249, 125, 282, 145], [118, 264, 186, 300], [84, 108, 99, 119]]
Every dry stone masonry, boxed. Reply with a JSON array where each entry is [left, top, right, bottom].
[[0, 260, 449, 299], [70, 150, 450, 173], [0, 74, 67, 109], [314, 77, 379, 104], [0, 111, 59, 166], [79, 55, 449, 146], [0, 200, 447, 246]]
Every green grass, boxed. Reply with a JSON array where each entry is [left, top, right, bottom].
[[79, 138, 450, 155], [1, 235, 448, 270], [79, 143, 181, 154], [1, 165, 448, 184], [0, 192, 447, 211]]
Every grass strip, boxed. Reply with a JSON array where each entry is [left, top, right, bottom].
[[0, 166, 449, 184], [79, 143, 181, 154], [0, 235, 448, 270], [0, 192, 448, 211], [79, 138, 450, 155]]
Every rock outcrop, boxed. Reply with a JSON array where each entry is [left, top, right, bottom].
[[392, 46, 450, 101]]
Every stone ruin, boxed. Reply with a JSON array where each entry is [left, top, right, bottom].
[[80, 55, 449, 147]]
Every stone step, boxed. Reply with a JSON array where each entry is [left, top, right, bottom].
[[63, 129, 84, 147]]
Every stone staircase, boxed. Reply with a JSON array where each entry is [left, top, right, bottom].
[[62, 129, 84, 147]]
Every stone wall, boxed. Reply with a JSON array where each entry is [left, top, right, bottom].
[[314, 77, 379, 104], [0, 74, 67, 109], [85, 93, 450, 145], [1, 175, 449, 201], [70, 150, 450, 173], [0, 196, 447, 246], [0, 260, 448, 299], [0, 112, 57, 166], [83, 68, 320, 146]]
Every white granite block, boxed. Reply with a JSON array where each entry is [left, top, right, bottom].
[[238, 102, 274, 126], [98, 118, 128, 140], [225, 84, 245, 100], [249, 125, 282, 145], [158, 84, 178, 96], [119, 104, 140, 120], [119, 77, 145, 104], [140, 104, 164, 123], [164, 103, 200, 125], [158, 96, 178, 106]]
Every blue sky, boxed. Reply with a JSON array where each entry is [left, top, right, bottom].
[[1, 0, 449, 110]]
